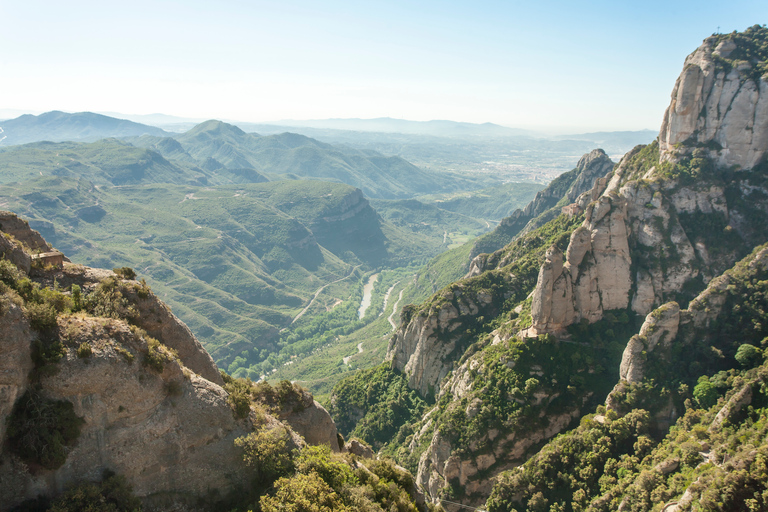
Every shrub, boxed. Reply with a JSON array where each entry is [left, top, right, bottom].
[[260, 473, 349, 512], [77, 342, 92, 358], [6, 391, 84, 470], [143, 336, 170, 372], [235, 427, 295, 483], [735, 343, 763, 367], [224, 377, 253, 419], [295, 445, 356, 491], [47, 471, 142, 512], [25, 301, 58, 331], [113, 267, 136, 280], [70, 284, 82, 311]]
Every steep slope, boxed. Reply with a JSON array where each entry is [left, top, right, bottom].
[[0, 138, 206, 186], [0, 111, 167, 146], [469, 148, 615, 261], [159, 120, 482, 199], [0, 212, 420, 511], [330, 26, 768, 510]]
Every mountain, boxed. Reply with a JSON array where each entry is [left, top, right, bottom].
[[0, 177, 452, 371], [0, 111, 168, 146], [468, 148, 616, 262], [130, 119, 487, 199], [329, 25, 768, 510], [262, 117, 534, 137], [0, 211, 422, 511]]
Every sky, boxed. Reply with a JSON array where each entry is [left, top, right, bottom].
[[0, 0, 766, 133]]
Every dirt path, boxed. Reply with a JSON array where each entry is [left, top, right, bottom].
[[290, 264, 361, 325], [343, 342, 364, 365], [380, 281, 400, 317], [388, 289, 404, 331]]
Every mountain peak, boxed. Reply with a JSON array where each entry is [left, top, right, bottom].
[[659, 25, 768, 170], [185, 119, 247, 138]]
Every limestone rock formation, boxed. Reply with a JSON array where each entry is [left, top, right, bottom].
[[0, 316, 252, 507], [0, 211, 341, 508], [619, 302, 681, 384], [0, 304, 33, 450], [468, 149, 615, 263], [274, 392, 340, 452], [387, 283, 502, 397], [659, 31, 768, 170], [530, 190, 632, 334]]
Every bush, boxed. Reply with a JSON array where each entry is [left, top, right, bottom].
[[77, 342, 92, 359], [224, 377, 253, 419], [260, 472, 349, 512], [235, 427, 295, 484], [113, 267, 136, 280], [735, 344, 763, 367], [47, 471, 142, 512], [295, 445, 356, 491], [6, 391, 84, 470], [26, 301, 58, 331]]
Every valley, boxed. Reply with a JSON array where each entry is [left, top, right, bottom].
[[1, 22, 767, 512]]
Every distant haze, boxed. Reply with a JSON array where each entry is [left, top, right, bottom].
[[1, 1, 765, 132]]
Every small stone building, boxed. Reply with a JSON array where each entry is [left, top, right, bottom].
[[31, 251, 65, 269], [561, 203, 582, 217]]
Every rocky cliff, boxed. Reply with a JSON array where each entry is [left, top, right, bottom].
[[375, 27, 768, 510], [469, 149, 615, 261], [659, 27, 768, 170], [0, 212, 341, 509]]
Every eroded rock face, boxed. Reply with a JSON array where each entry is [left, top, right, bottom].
[[277, 397, 340, 452], [659, 35, 768, 170], [530, 192, 631, 333], [0, 317, 251, 508], [387, 303, 460, 397], [619, 302, 681, 384], [0, 304, 33, 451]]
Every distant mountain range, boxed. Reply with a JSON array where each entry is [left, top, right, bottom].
[[253, 117, 534, 137], [0, 111, 168, 145]]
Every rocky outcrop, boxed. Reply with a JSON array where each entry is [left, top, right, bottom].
[[387, 283, 501, 397], [0, 211, 54, 273], [468, 149, 615, 263], [45, 263, 224, 387], [276, 395, 340, 452], [530, 188, 632, 334], [0, 304, 33, 451], [619, 302, 680, 384], [387, 301, 462, 397], [0, 316, 252, 507], [659, 31, 768, 170]]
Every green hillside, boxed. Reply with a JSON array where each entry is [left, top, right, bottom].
[[132, 120, 491, 199], [0, 176, 448, 369], [417, 181, 544, 221]]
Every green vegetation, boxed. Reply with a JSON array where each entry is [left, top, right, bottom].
[[0, 177, 452, 368], [486, 243, 768, 511], [328, 364, 428, 450], [370, 198, 488, 250], [6, 391, 84, 470], [711, 24, 768, 81], [417, 182, 543, 221], [45, 472, 142, 512]]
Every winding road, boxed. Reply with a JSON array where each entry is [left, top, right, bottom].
[[388, 289, 404, 331], [290, 264, 361, 325]]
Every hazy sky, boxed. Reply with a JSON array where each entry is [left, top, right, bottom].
[[1, 0, 765, 132]]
